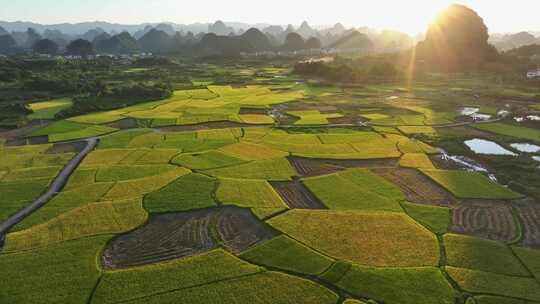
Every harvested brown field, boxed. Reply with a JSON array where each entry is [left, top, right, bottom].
[[239, 107, 268, 115], [271, 180, 326, 209], [372, 168, 455, 206], [107, 118, 138, 129], [514, 200, 540, 247], [288, 156, 398, 177], [451, 200, 518, 243], [158, 121, 265, 132], [45, 141, 87, 154], [102, 207, 279, 269]]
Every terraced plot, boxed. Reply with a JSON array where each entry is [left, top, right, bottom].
[[446, 267, 540, 302], [204, 158, 297, 181], [288, 156, 399, 177], [514, 201, 540, 247], [329, 265, 455, 304], [451, 201, 518, 242], [93, 249, 263, 304], [302, 169, 404, 212], [269, 210, 439, 267], [240, 235, 334, 275], [444, 234, 529, 276], [4, 198, 147, 252], [102, 207, 279, 269], [0, 235, 112, 304], [217, 178, 288, 209]]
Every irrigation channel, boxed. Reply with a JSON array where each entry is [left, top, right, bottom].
[[0, 138, 98, 244]]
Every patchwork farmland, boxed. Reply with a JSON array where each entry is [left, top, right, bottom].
[[1, 64, 540, 304]]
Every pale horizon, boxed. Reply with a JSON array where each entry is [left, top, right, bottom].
[[0, 0, 539, 35]]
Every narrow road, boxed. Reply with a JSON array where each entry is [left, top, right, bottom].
[[0, 138, 98, 243]]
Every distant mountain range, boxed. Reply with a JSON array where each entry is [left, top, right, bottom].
[[0, 20, 537, 56]]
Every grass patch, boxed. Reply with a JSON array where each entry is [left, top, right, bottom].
[[204, 158, 297, 181], [144, 173, 216, 213], [27, 98, 72, 120], [240, 235, 334, 275], [399, 153, 435, 169], [92, 249, 262, 304], [401, 201, 450, 234], [444, 234, 529, 276], [398, 126, 436, 135], [446, 266, 540, 302], [0, 178, 51, 222], [220, 142, 288, 160], [217, 178, 287, 209], [0, 235, 111, 304], [123, 271, 337, 304], [96, 164, 177, 182], [172, 150, 246, 170], [303, 169, 404, 212], [333, 265, 455, 304], [512, 246, 540, 281], [473, 123, 540, 143], [98, 129, 152, 149], [103, 167, 191, 200], [269, 210, 439, 267], [4, 198, 147, 252], [421, 169, 523, 199]]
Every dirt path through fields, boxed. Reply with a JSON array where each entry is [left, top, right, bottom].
[[0, 137, 97, 243]]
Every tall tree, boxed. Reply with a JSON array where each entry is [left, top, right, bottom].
[[305, 37, 322, 49], [66, 39, 95, 57], [0, 34, 17, 54], [33, 39, 59, 55]]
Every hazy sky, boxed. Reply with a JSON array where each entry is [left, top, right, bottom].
[[0, 0, 538, 34]]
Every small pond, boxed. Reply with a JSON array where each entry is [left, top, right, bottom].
[[510, 143, 540, 153], [533, 156, 540, 162], [465, 139, 517, 156]]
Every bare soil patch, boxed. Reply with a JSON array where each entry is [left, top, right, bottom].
[[372, 168, 456, 206], [288, 156, 399, 177], [0, 120, 51, 141], [102, 207, 278, 269], [158, 121, 268, 132], [514, 199, 540, 248], [239, 107, 268, 115], [106, 118, 138, 129], [271, 180, 326, 209], [45, 141, 87, 154], [451, 200, 518, 243]]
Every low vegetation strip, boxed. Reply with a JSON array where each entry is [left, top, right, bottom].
[[401, 201, 450, 234], [93, 249, 263, 304], [219, 142, 289, 160], [240, 235, 334, 275], [399, 153, 435, 169], [512, 246, 540, 281], [421, 169, 523, 199], [331, 265, 455, 304], [95, 164, 178, 182], [4, 198, 147, 252], [473, 123, 540, 142], [268, 210, 440, 267], [446, 266, 540, 302]]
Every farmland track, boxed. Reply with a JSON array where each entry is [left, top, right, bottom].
[[0, 137, 98, 243]]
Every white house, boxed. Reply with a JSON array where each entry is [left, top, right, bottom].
[[527, 68, 540, 79]]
